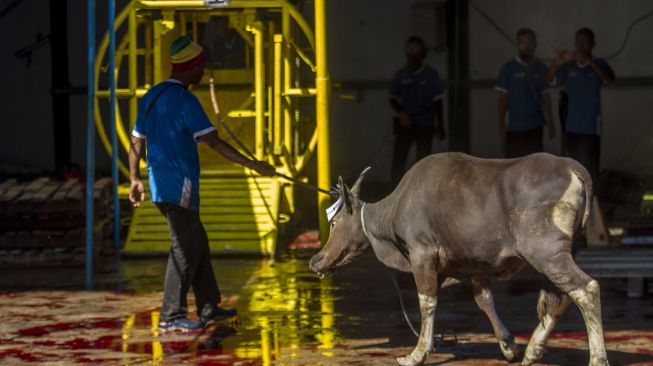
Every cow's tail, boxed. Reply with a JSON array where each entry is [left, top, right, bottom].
[[573, 168, 593, 231]]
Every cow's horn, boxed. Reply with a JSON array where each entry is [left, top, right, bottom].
[[351, 166, 371, 196]]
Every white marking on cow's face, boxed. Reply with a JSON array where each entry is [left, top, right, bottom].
[[552, 172, 582, 237]]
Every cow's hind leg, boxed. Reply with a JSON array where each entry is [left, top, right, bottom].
[[471, 278, 518, 361], [524, 250, 609, 366], [522, 286, 571, 365]]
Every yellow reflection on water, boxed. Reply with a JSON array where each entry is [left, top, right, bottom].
[[235, 257, 339, 363]]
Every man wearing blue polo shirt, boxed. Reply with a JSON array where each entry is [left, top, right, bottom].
[[129, 36, 275, 332], [495, 28, 554, 158], [546, 28, 615, 186], [389, 36, 445, 186]]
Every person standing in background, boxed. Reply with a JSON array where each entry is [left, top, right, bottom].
[[495, 28, 555, 158], [546, 28, 615, 190], [389, 36, 445, 187]]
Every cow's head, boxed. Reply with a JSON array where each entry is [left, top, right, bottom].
[[310, 167, 371, 277]]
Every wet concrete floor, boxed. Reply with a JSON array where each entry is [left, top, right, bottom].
[[1, 250, 652, 365]]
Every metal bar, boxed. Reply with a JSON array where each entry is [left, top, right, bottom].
[[144, 20, 152, 87], [109, 0, 121, 265], [85, 0, 95, 290], [249, 21, 265, 160], [128, 10, 138, 130], [153, 20, 162, 84], [96, 88, 148, 98], [284, 88, 316, 96], [136, 0, 280, 9], [315, 0, 331, 243], [282, 7, 293, 158], [273, 34, 282, 155]]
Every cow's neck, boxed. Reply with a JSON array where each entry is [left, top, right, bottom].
[[363, 200, 412, 272]]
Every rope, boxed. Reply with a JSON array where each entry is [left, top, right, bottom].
[[208, 78, 334, 196]]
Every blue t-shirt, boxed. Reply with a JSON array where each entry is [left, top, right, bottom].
[[495, 57, 550, 132], [554, 58, 613, 135], [132, 79, 216, 211], [390, 65, 445, 127]]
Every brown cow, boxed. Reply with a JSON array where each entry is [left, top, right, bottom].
[[310, 152, 608, 366]]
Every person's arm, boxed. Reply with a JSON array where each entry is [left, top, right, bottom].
[[541, 93, 555, 139], [545, 51, 567, 83], [498, 91, 508, 138], [390, 98, 412, 128], [197, 131, 275, 176], [588, 59, 615, 84], [129, 135, 146, 208]]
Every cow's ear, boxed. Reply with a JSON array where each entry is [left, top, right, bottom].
[[343, 188, 354, 215], [337, 176, 346, 197], [338, 176, 353, 214]]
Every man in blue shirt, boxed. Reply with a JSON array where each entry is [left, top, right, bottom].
[[129, 36, 275, 332], [496, 28, 555, 158], [546, 28, 615, 187], [389, 36, 445, 186]]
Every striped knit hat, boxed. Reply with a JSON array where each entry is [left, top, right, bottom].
[[170, 36, 206, 73]]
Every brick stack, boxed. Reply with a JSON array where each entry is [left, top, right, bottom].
[[0, 177, 116, 268]]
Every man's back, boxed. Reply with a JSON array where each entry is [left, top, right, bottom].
[[133, 79, 216, 210]]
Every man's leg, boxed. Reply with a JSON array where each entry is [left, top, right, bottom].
[[567, 132, 601, 190], [391, 120, 414, 187], [505, 131, 523, 158], [415, 126, 434, 161], [156, 203, 206, 322], [191, 220, 221, 319], [526, 127, 544, 155]]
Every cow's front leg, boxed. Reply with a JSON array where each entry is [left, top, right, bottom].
[[397, 261, 438, 366]]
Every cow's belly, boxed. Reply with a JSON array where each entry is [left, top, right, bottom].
[[436, 245, 526, 281]]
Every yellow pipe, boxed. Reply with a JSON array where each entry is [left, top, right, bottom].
[[314, 0, 331, 243], [282, 7, 293, 158], [144, 20, 153, 87], [153, 20, 162, 84], [96, 88, 148, 98], [136, 1, 280, 9], [179, 13, 187, 35], [129, 10, 138, 129], [247, 21, 265, 160], [285, 88, 316, 96], [273, 34, 283, 155]]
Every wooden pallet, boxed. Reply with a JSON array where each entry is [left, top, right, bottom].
[[0, 177, 115, 268]]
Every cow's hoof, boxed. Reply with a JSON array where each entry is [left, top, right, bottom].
[[499, 339, 519, 362], [521, 345, 545, 366], [396, 354, 425, 366]]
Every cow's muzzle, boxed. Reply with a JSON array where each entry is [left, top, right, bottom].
[[309, 253, 330, 278]]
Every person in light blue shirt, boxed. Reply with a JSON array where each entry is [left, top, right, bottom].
[[389, 36, 445, 186], [129, 36, 275, 332], [546, 28, 615, 187], [495, 28, 555, 158]]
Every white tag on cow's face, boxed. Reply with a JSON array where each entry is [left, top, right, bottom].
[[326, 197, 343, 222]]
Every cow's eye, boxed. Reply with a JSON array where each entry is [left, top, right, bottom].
[[330, 220, 336, 228]]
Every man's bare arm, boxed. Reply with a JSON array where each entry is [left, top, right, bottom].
[[129, 136, 146, 207], [129, 136, 145, 180], [197, 131, 275, 176]]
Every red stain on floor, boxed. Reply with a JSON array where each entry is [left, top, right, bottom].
[[18, 318, 124, 337]]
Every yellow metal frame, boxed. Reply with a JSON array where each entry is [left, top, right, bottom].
[[95, 1, 330, 242]]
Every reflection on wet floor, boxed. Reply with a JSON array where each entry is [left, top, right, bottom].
[[1, 251, 653, 365], [0, 251, 344, 365]]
